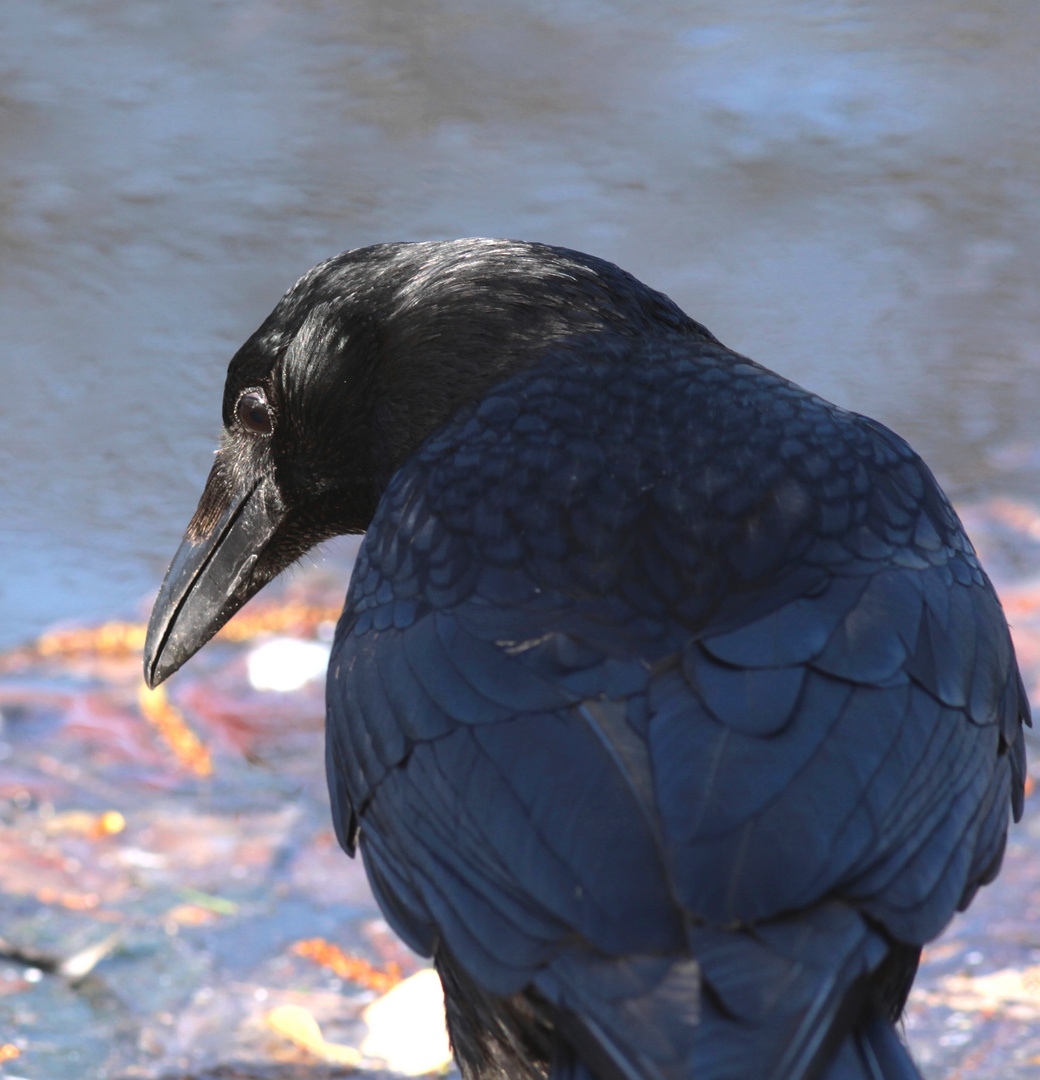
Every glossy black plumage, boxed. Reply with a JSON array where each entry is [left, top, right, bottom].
[[144, 239, 1028, 1080]]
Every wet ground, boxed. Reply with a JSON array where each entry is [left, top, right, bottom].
[[3, 1, 1040, 1077], [0, 542, 451, 1080], [1, 508, 1040, 1079]]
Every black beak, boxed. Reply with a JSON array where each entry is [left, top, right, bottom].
[[143, 476, 286, 688]]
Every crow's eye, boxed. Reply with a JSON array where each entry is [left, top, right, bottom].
[[236, 390, 274, 435]]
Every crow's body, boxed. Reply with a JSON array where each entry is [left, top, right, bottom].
[[145, 240, 1028, 1080]]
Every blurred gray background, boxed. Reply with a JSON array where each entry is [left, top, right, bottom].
[[2, 0, 1039, 649]]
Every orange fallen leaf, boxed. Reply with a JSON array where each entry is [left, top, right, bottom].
[[19, 603, 339, 664], [218, 602, 341, 642], [138, 683, 213, 777], [35, 886, 100, 910], [36, 621, 146, 659], [292, 938, 402, 993], [265, 1004, 361, 1065], [165, 904, 219, 926], [43, 809, 125, 838]]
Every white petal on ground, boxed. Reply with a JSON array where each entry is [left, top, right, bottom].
[[247, 637, 331, 692], [361, 968, 453, 1076]]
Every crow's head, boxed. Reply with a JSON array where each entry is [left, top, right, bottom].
[[143, 238, 709, 687]]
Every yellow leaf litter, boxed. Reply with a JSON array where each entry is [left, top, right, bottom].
[[265, 969, 452, 1075], [265, 1005, 362, 1066], [138, 683, 213, 777]]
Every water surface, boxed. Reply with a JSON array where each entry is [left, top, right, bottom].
[[2, 0, 1039, 646]]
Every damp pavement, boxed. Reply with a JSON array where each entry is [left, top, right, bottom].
[[0, 507, 1039, 1078]]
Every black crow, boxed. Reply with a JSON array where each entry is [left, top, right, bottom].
[[144, 239, 1028, 1080]]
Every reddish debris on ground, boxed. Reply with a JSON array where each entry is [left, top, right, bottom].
[[291, 939, 403, 994]]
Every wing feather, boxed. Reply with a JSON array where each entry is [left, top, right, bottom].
[[324, 340, 1026, 1080]]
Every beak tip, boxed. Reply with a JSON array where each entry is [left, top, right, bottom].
[[142, 662, 160, 690], [142, 649, 167, 690], [143, 617, 187, 690], [142, 618, 167, 690]]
